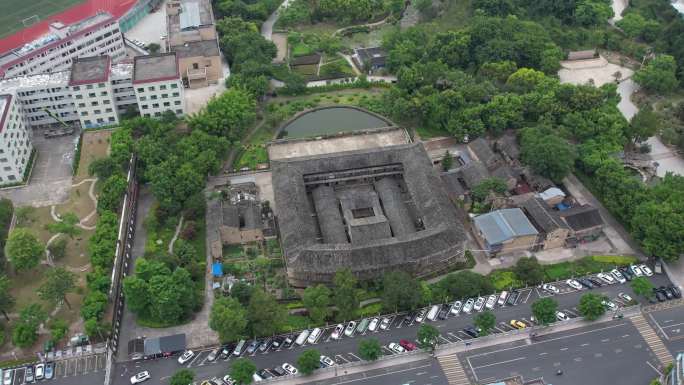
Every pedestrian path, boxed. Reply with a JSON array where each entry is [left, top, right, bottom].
[[630, 313, 673, 367], [437, 354, 471, 385]]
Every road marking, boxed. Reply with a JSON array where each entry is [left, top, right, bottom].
[[472, 357, 526, 370], [335, 354, 349, 363], [334, 363, 433, 385], [646, 361, 663, 376], [538, 352, 547, 356], [630, 313, 674, 366], [560, 347, 568, 351], [448, 332, 462, 341], [348, 353, 362, 361], [601, 338, 610, 342], [437, 355, 470, 385], [523, 289, 533, 304]]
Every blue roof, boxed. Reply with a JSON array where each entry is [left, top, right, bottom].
[[473, 208, 538, 245], [212, 262, 223, 277]]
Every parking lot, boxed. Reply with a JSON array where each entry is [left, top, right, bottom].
[[5, 353, 106, 385], [646, 301, 684, 355]]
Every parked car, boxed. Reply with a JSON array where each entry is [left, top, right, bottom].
[[178, 350, 195, 364], [34, 364, 44, 380], [357, 318, 371, 333], [415, 308, 428, 323], [223, 375, 236, 385], [307, 328, 322, 344], [556, 311, 569, 321], [602, 300, 617, 311], [257, 369, 274, 379], [368, 318, 380, 332], [25, 366, 34, 383], [437, 305, 449, 320], [295, 330, 311, 346], [510, 320, 526, 329], [620, 267, 634, 281], [610, 269, 626, 284], [597, 273, 615, 284], [541, 283, 560, 294], [282, 363, 298, 375], [588, 277, 603, 287], [404, 312, 415, 324], [463, 298, 475, 313], [130, 371, 151, 384], [388, 342, 405, 353], [233, 340, 246, 356], [669, 285, 682, 299], [506, 291, 520, 306], [252, 373, 263, 382], [3, 369, 12, 385], [271, 366, 287, 377], [344, 321, 357, 337], [259, 338, 273, 352], [618, 292, 633, 303], [640, 264, 653, 276], [485, 294, 497, 310], [451, 300, 463, 315], [320, 355, 335, 367], [566, 279, 583, 290], [474, 297, 486, 312], [331, 324, 344, 339], [207, 348, 219, 362], [281, 336, 294, 349], [220, 344, 234, 358], [463, 327, 479, 338], [399, 339, 417, 351], [246, 340, 260, 354], [654, 288, 666, 302], [380, 317, 391, 330], [578, 278, 595, 289], [631, 265, 644, 277], [661, 286, 674, 300]]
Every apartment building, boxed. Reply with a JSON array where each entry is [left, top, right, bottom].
[[0, 54, 184, 130], [166, 0, 222, 88], [0, 94, 33, 184], [133, 53, 186, 118], [0, 13, 125, 79]]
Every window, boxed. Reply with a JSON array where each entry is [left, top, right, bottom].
[[94, 109, 101, 114], [103, 100, 110, 105], [174, 100, 181, 105], [171, 83, 178, 89], [81, 111, 88, 116], [76, 95, 83, 99], [86, 84, 93, 89], [0, 158, 6, 163], [192, 63, 199, 70], [148, 86, 155, 92], [100, 91, 107, 96], [159, 85, 167, 90], [141, 105, 148, 110], [151, 95, 157, 100], [108, 116, 115, 122], [176, 109, 183, 114], [7, 175, 15, 181], [172, 92, 179, 97], [98, 83, 105, 88], [97, 118, 104, 123], [73, 86, 80, 91], [139, 96, 146, 101], [154, 111, 161, 117], [89, 93, 96, 98], [137, 88, 144, 93], [152, 103, 159, 108], [91, 101, 99, 106], [144, 113, 150, 117], [3, 167, 10, 171], [162, 94, 168, 99], [163, 102, 170, 107], [78, 103, 86, 108], [84, 120, 91, 125]]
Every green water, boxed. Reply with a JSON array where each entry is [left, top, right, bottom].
[[281, 107, 391, 139]]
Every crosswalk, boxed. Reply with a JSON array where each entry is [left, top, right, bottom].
[[629, 313, 673, 367], [437, 354, 471, 385]]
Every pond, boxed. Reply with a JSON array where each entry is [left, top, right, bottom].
[[280, 107, 392, 139]]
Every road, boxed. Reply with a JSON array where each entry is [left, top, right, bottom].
[[299, 358, 448, 385], [645, 303, 684, 355], [458, 319, 662, 385], [107, 273, 673, 385]]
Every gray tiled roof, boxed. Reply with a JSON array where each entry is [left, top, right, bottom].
[[474, 208, 538, 245], [521, 197, 569, 233]]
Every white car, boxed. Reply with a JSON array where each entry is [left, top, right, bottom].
[[415, 309, 427, 323], [177, 350, 194, 364], [368, 318, 379, 332], [388, 342, 405, 353], [602, 300, 617, 311], [474, 297, 486, 312], [451, 300, 462, 315], [344, 321, 357, 337], [35, 364, 44, 380], [597, 273, 615, 284], [485, 295, 497, 310], [640, 264, 653, 276], [331, 324, 344, 340], [379, 317, 391, 330], [3, 369, 12, 385], [320, 355, 335, 367], [282, 363, 298, 375], [631, 265, 644, 277], [611, 269, 626, 284], [555, 311, 569, 321], [566, 279, 583, 290], [618, 292, 633, 303], [541, 284, 560, 294], [130, 371, 150, 384], [223, 375, 236, 385], [462, 298, 475, 314]]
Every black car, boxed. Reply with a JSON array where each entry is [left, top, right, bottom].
[[506, 290, 520, 306], [258, 369, 274, 379], [281, 335, 294, 349], [669, 285, 682, 299], [258, 338, 273, 352], [272, 336, 284, 350], [588, 278, 603, 287], [404, 312, 415, 324], [464, 326, 479, 338], [661, 286, 674, 300], [272, 366, 288, 376], [220, 344, 235, 359], [438, 306, 449, 320], [620, 267, 634, 281], [654, 288, 666, 302], [578, 278, 594, 289]]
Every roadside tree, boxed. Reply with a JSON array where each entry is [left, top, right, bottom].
[[382, 271, 423, 312], [417, 324, 440, 352], [474, 311, 496, 335], [531, 298, 558, 325], [210, 297, 248, 342], [247, 288, 287, 337], [513, 257, 545, 285], [333, 269, 359, 321], [46, 212, 81, 239], [578, 293, 606, 321], [5, 228, 44, 272], [297, 349, 322, 375], [170, 369, 195, 385], [302, 284, 331, 325], [358, 338, 382, 361], [230, 358, 257, 385], [631, 276, 654, 299]]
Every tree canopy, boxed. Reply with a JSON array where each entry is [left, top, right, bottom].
[[230, 358, 257, 385], [38, 267, 76, 309], [5, 228, 44, 272], [513, 257, 545, 285], [531, 298, 558, 325], [247, 288, 287, 337], [297, 349, 322, 375], [634, 55, 678, 94], [210, 297, 248, 343], [578, 293, 607, 321], [170, 369, 195, 385], [302, 284, 331, 325], [333, 269, 359, 321], [474, 311, 496, 335], [358, 338, 383, 361], [520, 126, 576, 182], [630, 276, 655, 298], [381, 271, 423, 312]]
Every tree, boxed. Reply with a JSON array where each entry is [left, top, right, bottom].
[[431, 271, 495, 301], [513, 257, 545, 285], [417, 324, 440, 352], [578, 293, 606, 321], [382, 271, 423, 312], [46, 212, 81, 239], [170, 369, 195, 385], [333, 269, 359, 321], [38, 267, 76, 309], [634, 55, 679, 94], [84, 318, 109, 340], [302, 284, 331, 325], [5, 228, 44, 272], [442, 150, 454, 171], [631, 276, 654, 298], [88, 157, 118, 179], [520, 126, 576, 182], [247, 288, 287, 337], [231, 281, 254, 306], [626, 107, 659, 147], [97, 174, 127, 213], [122, 276, 151, 314], [297, 349, 322, 375], [12, 303, 46, 348], [47, 237, 68, 260], [210, 297, 247, 342], [188, 88, 256, 141], [0, 274, 14, 321], [531, 298, 558, 325], [230, 358, 257, 385], [471, 177, 508, 202], [49, 318, 68, 344], [474, 311, 496, 335], [146, 43, 161, 54], [358, 338, 382, 361]]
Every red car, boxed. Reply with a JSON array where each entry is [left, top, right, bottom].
[[399, 339, 417, 351]]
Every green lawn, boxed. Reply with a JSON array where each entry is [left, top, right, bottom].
[[0, 0, 83, 38]]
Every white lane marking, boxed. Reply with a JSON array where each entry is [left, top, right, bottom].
[[334, 364, 433, 385], [646, 361, 663, 376], [580, 343, 590, 347], [472, 357, 526, 370]]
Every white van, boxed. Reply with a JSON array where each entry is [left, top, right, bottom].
[[295, 329, 311, 346], [497, 291, 509, 306], [307, 328, 322, 344], [426, 305, 440, 321], [252, 372, 264, 382], [233, 340, 246, 356]]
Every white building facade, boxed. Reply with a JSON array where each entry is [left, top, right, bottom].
[[0, 94, 33, 184], [133, 80, 185, 118]]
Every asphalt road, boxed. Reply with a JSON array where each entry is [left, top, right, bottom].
[[107, 273, 672, 385], [459, 320, 662, 385], [645, 304, 684, 355], [299, 358, 449, 385]]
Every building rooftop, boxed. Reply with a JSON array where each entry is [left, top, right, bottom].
[[69, 56, 111, 86], [457, 161, 489, 189], [170, 40, 220, 58], [354, 47, 387, 67], [110, 62, 133, 79], [0, 71, 70, 92], [521, 197, 569, 234], [133, 53, 179, 84], [559, 205, 604, 231], [468, 137, 497, 167], [168, 0, 215, 36], [474, 208, 538, 245]]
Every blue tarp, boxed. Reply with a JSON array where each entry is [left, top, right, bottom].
[[212, 262, 223, 277], [556, 202, 571, 211]]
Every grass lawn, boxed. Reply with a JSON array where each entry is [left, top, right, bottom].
[[285, 21, 340, 35], [291, 42, 314, 57], [0, 0, 83, 38], [415, 124, 450, 140], [341, 23, 395, 48], [75, 130, 112, 182], [54, 181, 97, 225], [292, 64, 318, 77]]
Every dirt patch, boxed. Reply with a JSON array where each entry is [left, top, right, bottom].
[[272, 33, 288, 62], [558, 56, 633, 86], [75, 130, 112, 182]]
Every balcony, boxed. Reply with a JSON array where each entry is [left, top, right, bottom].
[[187, 67, 207, 81]]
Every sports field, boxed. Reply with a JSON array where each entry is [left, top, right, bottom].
[[0, 0, 84, 38]]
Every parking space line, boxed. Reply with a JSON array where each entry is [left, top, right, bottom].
[[522, 289, 533, 304], [186, 352, 203, 368], [439, 335, 451, 344], [448, 332, 462, 341], [335, 354, 349, 363]]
